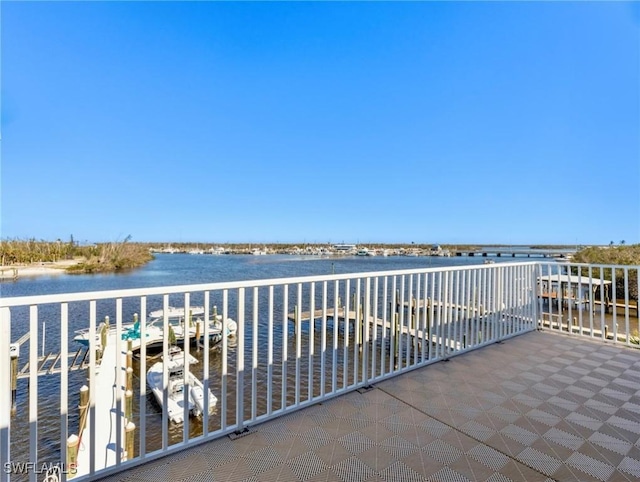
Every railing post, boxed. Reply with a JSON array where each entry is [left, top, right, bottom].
[[0, 308, 10, 482], [236, 288, 245, 433], [363, 278, 371, 384]]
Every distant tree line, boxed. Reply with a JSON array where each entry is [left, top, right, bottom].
[[0, 236, 153, 273], [571, 244, 640, 301]]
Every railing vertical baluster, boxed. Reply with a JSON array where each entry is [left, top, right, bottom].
[[464, 269, 471, 350], [405, 274, 412, 368], [371, 277, 379, 379], [236, 288, 245, 431], [435, 272, 443, 359], [252, 287, 259, 420], [412, 274, 419, 366], [533, 264, 544, 328], [599, 269, 606, 341], [308, 282, 315, 402], [588, 266, 594, 338], [577, 266, 584, 335], [0, 308, 11, 482], [267, 286, 274, 416], [140, 296, 148, 451], [491, 267, 499, 341], [162, 294, 169, 448], [281, 285, 288, 410], [381, 276, 388, 377], [454, 271, 460, 352], [183, 293, 190, 443], [295, 283, 302, 406], [116, 299, 124, 463], [567, 266, 574, 333], [482, 268, 489, 343], [503, 264, 508, 336], [354, 279, 360, 383], [390, 276, 396, 372], [89, 301, 97, 475], [363, 277, 371, 384], [202, 293, 210, 433], [515, 264, 520, 332], [624, 268, 630, 345], [420, 273, 427, 362], [428, 273, 435, 360], [555, 268, 563, 333], [445, 271, 453, 355], [321, 281, 327, 397], [471, 269, 477, 348], [344, 279, 350, 388], [202, 293, 210, 435], [60, 303, 69, 481], [636, 268, 640, 344], [400, 275, 406, 369], [222, 290, 229, 428], [332, 280, 338, 393], [612, 267, 618, 342], [29, 305, 38, 482]]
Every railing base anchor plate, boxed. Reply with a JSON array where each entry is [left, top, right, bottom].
[[357, 385, 374, 394], [229, 428, 251, 440]]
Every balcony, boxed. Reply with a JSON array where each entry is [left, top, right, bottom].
[[1, 262, 638, 481]]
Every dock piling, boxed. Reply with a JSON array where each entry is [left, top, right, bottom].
[[126, 367, 133, 392], [10, 356, 17, 412], [125, 422, 136, 460], [78, 385, 89, 438], [67, 434, 79, 479], [125, 389, 133, 421]]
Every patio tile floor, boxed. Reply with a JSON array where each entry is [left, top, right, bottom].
[[97, 331, 640, 481]]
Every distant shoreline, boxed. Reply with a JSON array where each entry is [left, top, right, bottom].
[[0, 260, 81, 280]]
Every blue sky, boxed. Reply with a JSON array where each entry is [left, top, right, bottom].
[[1, 1, 638, 245]]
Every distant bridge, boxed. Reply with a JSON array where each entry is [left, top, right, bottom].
[[454, 249, 574, 259]]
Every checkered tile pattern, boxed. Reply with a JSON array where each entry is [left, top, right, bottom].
[[96, 331, 640, 481]]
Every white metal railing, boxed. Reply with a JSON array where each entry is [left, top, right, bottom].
[[1, 262, 540, 481], [536, 261, 640, 346]]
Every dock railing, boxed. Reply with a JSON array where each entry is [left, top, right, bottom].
[[1, 261, 615, 481]]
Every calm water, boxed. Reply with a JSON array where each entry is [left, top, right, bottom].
[[1, 252, 512, 298], [3, 253, 520, 476]]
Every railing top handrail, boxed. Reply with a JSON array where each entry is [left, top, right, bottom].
[[0, 261, 540, 307], [541, 262, 640, 270]]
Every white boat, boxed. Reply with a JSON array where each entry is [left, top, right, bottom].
[[147, 347, 218, 424], [74, 306, 238, 351]]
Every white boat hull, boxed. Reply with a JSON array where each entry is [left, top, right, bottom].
[[146, 348, 217, 424]]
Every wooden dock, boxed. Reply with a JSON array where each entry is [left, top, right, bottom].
[[287, 300, 485, 325], [593, 300, 639, 317], [287, 303, 493, 352], [16, 348, 90, 380], [287, 307, 381, 324]]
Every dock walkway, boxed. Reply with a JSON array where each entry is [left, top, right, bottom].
[[75, 333, 127, 477]]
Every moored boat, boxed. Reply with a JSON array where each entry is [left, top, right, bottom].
[[73, 306, 237, 351], [146, 346, 218, 424]]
